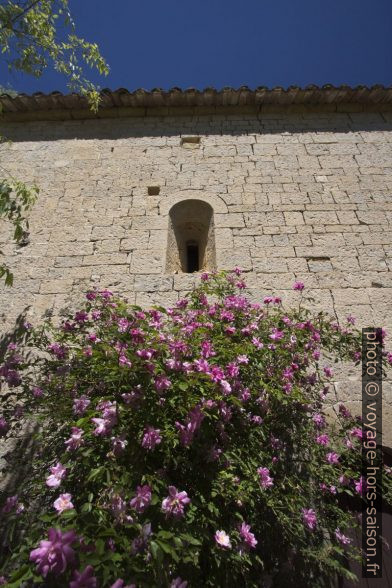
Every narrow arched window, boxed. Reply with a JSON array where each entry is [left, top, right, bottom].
[[166, 200, 216, 273]]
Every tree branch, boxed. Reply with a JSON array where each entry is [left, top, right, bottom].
[[0, 0, 42, 30]]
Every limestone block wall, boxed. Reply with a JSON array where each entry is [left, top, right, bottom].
[[0, 106, 391, 441]]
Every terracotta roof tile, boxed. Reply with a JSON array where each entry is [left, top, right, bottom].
[[1, 85, 392, 114]]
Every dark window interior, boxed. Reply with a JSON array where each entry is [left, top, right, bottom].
[[186, 242, 199, 273]]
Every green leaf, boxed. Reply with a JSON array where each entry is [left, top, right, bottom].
[[157, 530, 174, 539], [150, 540, 163, 564], [180, 533, 201, 546], [8, 564, 33, 584]]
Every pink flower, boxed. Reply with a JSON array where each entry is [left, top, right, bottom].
[[214, 530, 231, 549], [257, 467, 274, 489], [117, 318, 130, 333], [65, 427, 84, 451], [252, 337, 263, 349], [91, 417, 111, 436], [338, 404, 352, 419], [110, 494, 127, 518], [323, 366, 333, 378], [54, 493, 74, 513], [176, 405, 204, 446], [302, 508, 317, 530], [161, 486, 190, 518], [111, 436, 128, 456], [30, 528, 78, 577], [193, 358, 210, 374], [137, 348, 155, 360], [201, 340, 215, 358], [316, 434, 329, 446], [130, 485, 152, 513], [0, 417, 9, 437], [293, 281, 305, 291], [154, 375, 171, 392], [345, 438, 354, 449], [354, 476, 367, 496], [220, 380, 232, 395], [339, 475, 350, 486], [239, 388, 250, 403], [170, 578, 188, 588], [91, 401, 117, 436], [269, 328, 284, 341], [312, 413, 326, 429], [110, 581, 136, 588], [210, 366, 224, 382], [239, 522, 258, 549], [119, 354, 132, 368], [226, 362, 239, 378], [87, 332, 100, 344], [69, 565, 97, 588], [46, 463, 67, 488], [335, 528, 352, 545], [2, 495, 18, 514], [83, 346, 93, 357], [224, 326, 236, 335], [75, 311, 88, 323], [73, 395, 91, 416], [141, 426, 162, 450], [326, 452, 339, 464]]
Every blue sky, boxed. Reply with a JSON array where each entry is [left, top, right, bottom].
[[1, 0, 391, 93]]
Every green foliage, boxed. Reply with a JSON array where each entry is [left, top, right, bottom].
[[0, 0, 109, 109], [1, 272, 391, 586], [0, 178, 38, 285]]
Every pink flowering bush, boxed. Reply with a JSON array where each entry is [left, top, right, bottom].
[[1, 270, 392, 587]]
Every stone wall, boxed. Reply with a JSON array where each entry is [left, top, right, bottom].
[[1, 106, 391, 441]]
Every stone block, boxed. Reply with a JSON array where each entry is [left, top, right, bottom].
[[130, 250, 163, 274]]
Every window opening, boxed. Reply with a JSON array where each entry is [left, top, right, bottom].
[[165, 199, 216, 274], [186, 240, 199, 273]]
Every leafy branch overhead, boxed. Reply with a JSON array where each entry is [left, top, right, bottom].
[[0, 0, 109, 286], [0, 0, 109, 110]]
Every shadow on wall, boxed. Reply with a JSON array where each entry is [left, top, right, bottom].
[[338, 446, 392, 587], [0, 308, 39, 552], [0, 308, 31, 360], [1, 110, 391, 142]]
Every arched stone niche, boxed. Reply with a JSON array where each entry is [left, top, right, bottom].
[[165, 199, 216, 273]]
